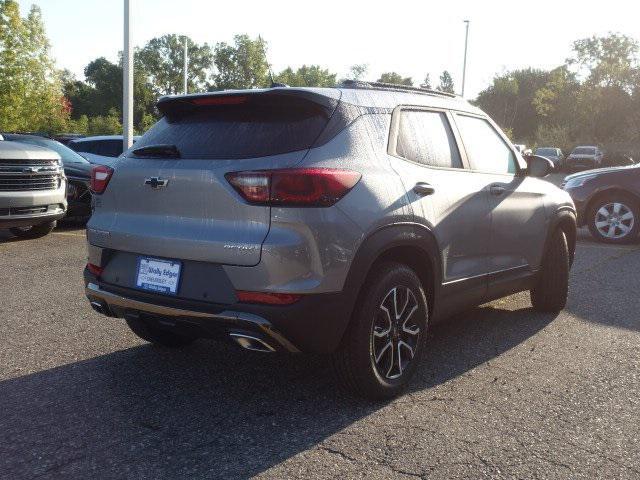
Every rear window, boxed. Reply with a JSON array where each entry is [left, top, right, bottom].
[[573, 147, 596, 155], [131, 95, 335, 159]]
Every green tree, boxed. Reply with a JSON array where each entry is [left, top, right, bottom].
[[275, 65, 336, 87], [138, 34, 213, 95], [212, 34, 269, 90], [421, 74, 432, 89], [377, 72, 413, 86], [0, 1, 69, 132], [475, 68, 551, 141], [437, 70, 455, 93], [348, 64, 368, 81], [64, 56, 156, 131], [88, 108, 122, 135], [568, 33, 639, 90]]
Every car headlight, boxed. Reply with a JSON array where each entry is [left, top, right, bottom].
[[563, 175, 596, 189]]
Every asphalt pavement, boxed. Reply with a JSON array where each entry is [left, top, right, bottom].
[[0, 225, 639, 479]]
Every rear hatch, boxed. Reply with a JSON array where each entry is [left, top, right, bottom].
[[88, 88, 340, 266]]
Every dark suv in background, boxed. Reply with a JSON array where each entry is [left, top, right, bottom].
[[84, 82, 576, 399]]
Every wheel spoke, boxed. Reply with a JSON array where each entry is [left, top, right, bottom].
[[398, 340, 415, 359], [374, 305, 392, 338], [386, 341, 396, 378], [391, 287, 398, 320], [597, 206, 610, 218], [613, 203, 622, 214], [607, 224, 617, 237], [618, 223, 630, 233], [395, 342, 403, 376], [621, 211, 634, 221], [375, 340, 392, 364], [595, 220, 609, 229]]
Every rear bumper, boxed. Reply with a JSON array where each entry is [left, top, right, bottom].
[[84, 273, 354, 354]]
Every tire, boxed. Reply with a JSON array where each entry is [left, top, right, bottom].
[[587, 192, 640, 244], [332, 262, 429, 400], [125, 317, 196, 348], [9, 220, 57, 239], [530, 229, 569, 313]]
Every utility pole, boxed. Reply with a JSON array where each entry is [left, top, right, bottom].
[[123, 0, 134, 150], [461, 19, 470, 98], [183, 36, 189, 95]]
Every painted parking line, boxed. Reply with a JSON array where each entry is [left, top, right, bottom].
[[52, 232, 86, 237]]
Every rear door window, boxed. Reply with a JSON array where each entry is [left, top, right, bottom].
[[395, 110, 463, 169], [131, 95, 334, 159], [455, 115, 517, 174]]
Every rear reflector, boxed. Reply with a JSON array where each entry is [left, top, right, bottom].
[[90, 165, 113, 194], [236, 291, 302, 305], [225, 168, 361, 207], [86, 263, 104, 277]]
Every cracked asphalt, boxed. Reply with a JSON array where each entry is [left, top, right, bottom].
[[1, 224, 639, 479]]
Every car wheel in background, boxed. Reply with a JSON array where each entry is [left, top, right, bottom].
[[332, 262, 428, 400], [587, 193, 640, 244], [9, 220, 57, 239], [530, 229, 569, 313]]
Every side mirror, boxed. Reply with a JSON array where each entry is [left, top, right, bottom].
[[524, 155, 554, 178]]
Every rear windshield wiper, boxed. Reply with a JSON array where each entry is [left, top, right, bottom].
[[132, 144, 181, 158]]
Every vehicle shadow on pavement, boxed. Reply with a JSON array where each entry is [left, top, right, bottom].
[[565, 234, 640, 332], [0, 305, 554, 479]]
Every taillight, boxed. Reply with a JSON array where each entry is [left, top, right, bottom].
[[236, 291, 302, 305], [225, 168, 361, 207], [90, 165, 113, 194], [86, 262, 104, 277]]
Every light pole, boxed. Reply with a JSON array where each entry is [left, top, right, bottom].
[[461, 19, 470, 98], [183, 36, 189, 95], [123, 0, 134, 150]]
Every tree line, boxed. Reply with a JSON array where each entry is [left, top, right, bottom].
[[0, 1, 456, 136], [475, 33, 640, 156], [2, 0, 639, 158]]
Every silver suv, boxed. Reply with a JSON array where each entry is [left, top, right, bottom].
[[84, 82, 576, 399], [0, 138, 67, 238]]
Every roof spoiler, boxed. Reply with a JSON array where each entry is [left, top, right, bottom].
[[156, 89, 340, 117]]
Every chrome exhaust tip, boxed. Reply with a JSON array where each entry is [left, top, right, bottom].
[[90, 300, 106, 315], [230, 333, 276, 353]]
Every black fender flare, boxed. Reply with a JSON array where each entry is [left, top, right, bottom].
[[340, 222, 443, 323], [544, 208, 577, 266]]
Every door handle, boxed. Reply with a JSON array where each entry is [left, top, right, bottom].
[[490, 185, 506, 196], [413, 182, 435, 196]]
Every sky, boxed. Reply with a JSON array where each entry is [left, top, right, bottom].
[[15, 0, 640, 98]]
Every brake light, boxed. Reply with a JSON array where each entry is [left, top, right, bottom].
[[86, 262, 104, 277], [192, 95, 247, 106], [90, 165, 113, 194], [225, 168, 361, 207], [236, 291, 302, 305]]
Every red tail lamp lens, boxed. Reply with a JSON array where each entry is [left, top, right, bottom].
[[225, 168, 361, 207], [86, 263, 104, 277], [90, 165, 113, 194], [236, 291, 302, 305]]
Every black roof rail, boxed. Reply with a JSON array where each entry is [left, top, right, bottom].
[[338, 79, 458, 98]]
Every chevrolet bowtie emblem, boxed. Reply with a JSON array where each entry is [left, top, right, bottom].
[[144, 177, 169, 189]]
